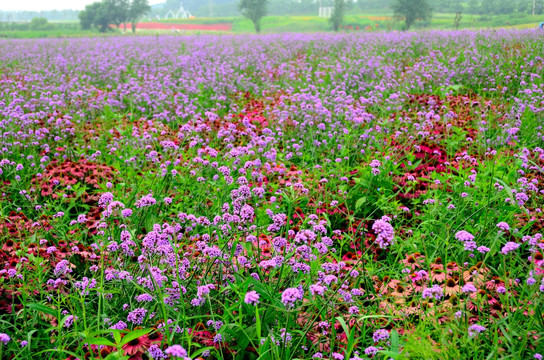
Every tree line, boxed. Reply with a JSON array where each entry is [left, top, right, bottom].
[[77, 0, 544, 33], [162, 0, 544, 19], [240, 0, 544, 33], [79, 0, 150, 33], [240, 0, 432, 32], [430, 0, 544, 15], [0, 10, 80, 22]]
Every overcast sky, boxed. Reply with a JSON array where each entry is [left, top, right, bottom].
[[0, 0, 164, 11]]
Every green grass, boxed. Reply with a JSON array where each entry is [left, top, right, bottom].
[[1, 28, 544, 360], [1, 11, 543, 38], [154, 12, 544, 33], [0, 30, 100, 39]]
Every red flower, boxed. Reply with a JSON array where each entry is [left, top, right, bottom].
[[122, 335, 150, 356]]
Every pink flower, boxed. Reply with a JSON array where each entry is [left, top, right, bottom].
[[372, 217, 394, 248], [468, 324, 486, 337], [244, 291, 260, 305], [455, 230, 474, 242], [496, 222, 510, 231], [0, 333, 10, 344], [165, 345, 190, 359], [281, 287, 303, 307], [501, 242, 520, 254]]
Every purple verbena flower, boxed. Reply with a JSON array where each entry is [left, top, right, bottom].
[[372, 329, 389, 342], [0, 333, 10, 345], [165, 345, 190, 359], [496, 222, 510, 231], [244, 290, 260, 305], [501, 242, 520, 254], [372, 217, 394, 248], [455, 230, 475, 242], [468, 324, 486, 337], [281, 287, 303, 308]]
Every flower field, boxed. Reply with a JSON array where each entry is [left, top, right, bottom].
[[0, 30, 543, 359]]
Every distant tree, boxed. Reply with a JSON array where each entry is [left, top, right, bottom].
[[79, 2, 103, 30], [517, 0, 531, 13], [497, 0, 515, 14], [392, 0, 432, 30], [453, 11, 462, 29], [330, 0, 346, 31], [239, 0, 267, 33], [429, 0, 462, 12], [104, 0, 130, 29], [537, 0, 544, 15], [95, 3, 116, 32], [481, 0, 516, 15], [275, 0, 317, 15], [525, 0, 544, 14], [480, 0, 495, 14], [129, 0, 151, 33], [29, 17, 50, 31], [358, 0, 395, 10], [450, 0, 464, 12], [467, 0, 481, 14], [79, 0, 134, 32]]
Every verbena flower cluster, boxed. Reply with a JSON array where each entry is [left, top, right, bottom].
[[0, 30, 543, 359]]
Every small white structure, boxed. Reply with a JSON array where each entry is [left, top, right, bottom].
[[318, 7, 333, 18], [165, 2, 192, 19]]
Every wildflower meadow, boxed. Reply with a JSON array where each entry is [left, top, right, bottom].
[[0, 30, 543, 359]]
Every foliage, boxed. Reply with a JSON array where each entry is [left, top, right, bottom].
[[0, 10, 80, 22], [78, 0, 150, 33], [470, 0, 544, 15], [129, 0, 152, 33], [330, 0, 346, 31], [239, 0, 268, 32], [392, 0, 432, 30], [453, 11, 462, 29], [1, 28, 544, 360], [4, 11, 544, 39], [28, 17, 51, 31], [106, 0, 130, 29], [79, 2, 113, 32]]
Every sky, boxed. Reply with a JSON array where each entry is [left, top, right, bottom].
[[0, 0, 164, 12]]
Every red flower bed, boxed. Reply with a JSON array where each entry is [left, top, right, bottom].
[[118, 22, 232, 31]]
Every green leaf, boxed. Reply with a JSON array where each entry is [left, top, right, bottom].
[[336, 316, 349, 335], [112, 330, 122, 344], [87, 337, 116, 347], [190, 346, 215, 358], [104, 351, 130, 360], [27, 303, 58, 317], [120, 328, 152, 346], [256, 306, 262, 340], [235, 327, 251, 359], [390, 329, 400, 353], [355, 196, 366, 210], [247, 277, 279, 306], [380, 350, 402, 359], [34, 348, 83, 358], [335, 316, 356, 358]]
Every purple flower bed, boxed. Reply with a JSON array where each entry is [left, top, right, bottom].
[[0, 30, 543, 359]]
